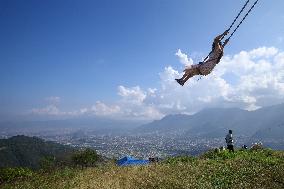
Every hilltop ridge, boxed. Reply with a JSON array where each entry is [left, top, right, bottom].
[[1, 147, 284, 189]]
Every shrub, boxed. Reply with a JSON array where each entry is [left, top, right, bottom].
[[201, 149, 239, 160], [39, 156, 56, 171], [250, 142, 264, 150], [72, 148, 99, 168], [0, 167, 33, 183]]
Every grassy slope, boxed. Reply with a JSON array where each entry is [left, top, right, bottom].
[[1, 149, 284, 189]]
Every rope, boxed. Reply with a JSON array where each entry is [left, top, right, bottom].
[[220, 0, 250, 41], [224, 0, 260, 42]]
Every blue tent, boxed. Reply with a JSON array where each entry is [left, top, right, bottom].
[[117, 156, 149, 166]]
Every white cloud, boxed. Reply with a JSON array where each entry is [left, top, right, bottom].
[[31, 97, 61, 116], [177, 46, 284, 111], [31, 105, 60, 115], [175, 49, 194, 68], [31, 96, 76, 117], [90, 101, 121, 116], [248, 47, 278, 58], [118, 86, 146, 105], [30, 47, 284, 120]]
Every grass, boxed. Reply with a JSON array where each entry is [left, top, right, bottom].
[[1, 148, 284, 189], [0, 167, 79, 189]]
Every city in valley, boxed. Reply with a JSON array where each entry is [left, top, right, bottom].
[[0, 128, 259, 159]]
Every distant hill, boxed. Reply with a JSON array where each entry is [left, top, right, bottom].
[[253, 124, 284, 139], [136, 114, 192, 132], [137, 103, 284, 138], [0, 135, 75, 169], [251, 123, 284, 150]]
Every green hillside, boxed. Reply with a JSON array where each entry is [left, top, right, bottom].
[[1, 148, 284, 189], [0, 135, 75, 169]]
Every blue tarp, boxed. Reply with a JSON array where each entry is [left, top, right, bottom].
[[117, 156, 149, 166]]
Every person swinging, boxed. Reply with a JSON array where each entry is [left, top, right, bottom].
[[175, 30, 229, 86]]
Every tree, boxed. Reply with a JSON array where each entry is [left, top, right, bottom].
[[71, 148, 99, 168]]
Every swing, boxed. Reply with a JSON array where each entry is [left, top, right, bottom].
[[177, 0, 260, 85]]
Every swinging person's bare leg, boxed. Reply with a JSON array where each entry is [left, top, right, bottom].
[[181, 74, 193, 84], [175, 78, 184, 86], [175, 66, 201, 86], [181, 74, 188, 80], [175, 72, 189, 86], [180, 68, 200, 85], [175, 73, 193, 86]]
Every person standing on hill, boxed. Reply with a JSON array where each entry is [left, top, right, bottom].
[[225, 130, 234, 152]]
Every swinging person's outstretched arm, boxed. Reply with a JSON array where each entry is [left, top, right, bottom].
[[214, 30, 229, 41], [223, 39, 229, 47]]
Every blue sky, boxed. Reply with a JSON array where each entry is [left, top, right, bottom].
[[1, 0, 284, 121]]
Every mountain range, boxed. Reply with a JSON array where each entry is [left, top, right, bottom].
[[137, 103, 284, 139]]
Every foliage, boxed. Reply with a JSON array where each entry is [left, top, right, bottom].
[[71, 148, 99, 168], [39, 156, 56, 171], [250, 142, 264, 150], [0, 167, 33, 183], [0, 167, 78, 189], [0, 135, 75, 169]]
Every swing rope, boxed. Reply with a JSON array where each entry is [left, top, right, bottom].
[[223, 0, 260, 43], [220, 0, 250, 41]]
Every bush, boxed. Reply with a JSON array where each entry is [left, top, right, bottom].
[[0, 167, 33, 183], [39, 156, 56, 171], [72, 148, 99, 168], [250, 142, 264, 150], [201, 149, 239, 160]]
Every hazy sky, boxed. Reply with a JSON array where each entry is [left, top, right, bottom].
[[1, 0, 284, 121]]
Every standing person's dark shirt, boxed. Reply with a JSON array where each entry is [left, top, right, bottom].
[[225, 130, 234, 152]]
